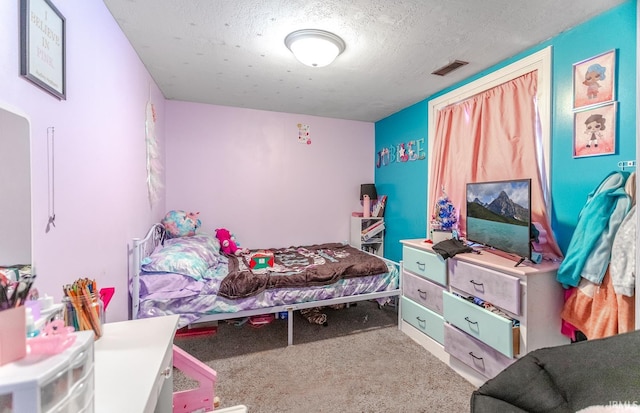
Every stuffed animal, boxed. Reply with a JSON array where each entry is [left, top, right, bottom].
[[162, 210, 201, 238], [215, 228, 247, 256]]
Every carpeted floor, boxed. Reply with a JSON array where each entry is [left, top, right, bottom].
[[173, 301, 477, 413]]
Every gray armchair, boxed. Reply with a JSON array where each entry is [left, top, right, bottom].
[[470, 330, 640, 413]]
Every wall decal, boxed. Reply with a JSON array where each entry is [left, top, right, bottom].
[[146, 101, 163, 206], [297, 123, 311, 145], [376, 138, 425, 167]]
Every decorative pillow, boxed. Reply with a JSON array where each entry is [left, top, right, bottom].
[[161, 210, 202, 238], [141, 234, 220, 279]]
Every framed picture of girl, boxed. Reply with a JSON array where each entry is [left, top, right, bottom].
[[573, 102, 617, 158], [573, 49, 616, 109]]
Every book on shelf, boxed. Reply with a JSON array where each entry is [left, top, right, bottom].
[[372, 195, 387, 217], [362, 222, 385, 242], [361, 219, 383, 236]]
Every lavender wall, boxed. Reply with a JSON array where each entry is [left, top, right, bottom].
[[165, 101, 375, 249], [0, 1, 166, 322]]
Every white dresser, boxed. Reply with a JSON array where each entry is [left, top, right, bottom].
[[399, 239, 569, 386]]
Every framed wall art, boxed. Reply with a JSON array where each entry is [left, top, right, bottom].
[[20, 0, 66, 99], [573, 101, 617, 158], [572, 49, 616, 110]]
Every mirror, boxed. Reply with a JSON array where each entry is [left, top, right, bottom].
[[0, 107, 31, 266]]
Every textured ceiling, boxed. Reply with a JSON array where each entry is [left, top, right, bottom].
[[102, 0, 626, 122]]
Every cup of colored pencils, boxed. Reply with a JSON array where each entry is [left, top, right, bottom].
[[62, 278, 103, 340]]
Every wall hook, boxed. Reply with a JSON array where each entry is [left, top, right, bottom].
[[46, 127, 56, 232]]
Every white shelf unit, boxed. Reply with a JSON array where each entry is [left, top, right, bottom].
[[0, 331, 95, 413], [350, 216, 385, 256]]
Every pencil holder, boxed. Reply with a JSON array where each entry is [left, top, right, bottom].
[[0, 306, 27, 366], [62, 293, 104, 340]]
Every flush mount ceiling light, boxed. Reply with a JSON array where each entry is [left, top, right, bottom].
[[284, 29, 346, 68]]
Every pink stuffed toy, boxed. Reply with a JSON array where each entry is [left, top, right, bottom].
[[215, 228, 247, 256]]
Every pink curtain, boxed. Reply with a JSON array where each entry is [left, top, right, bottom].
[[429, 71, 562, 259]]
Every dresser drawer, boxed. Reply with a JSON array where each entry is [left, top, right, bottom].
[[444, 324, 515, 379], [40, 366, 70, 412], [403, 271, 445, 315], [443, 291, 519, 357], [69, 339, 94, 386], [67, 367, 94, 413], [402, 246, 447, 286], [401, 296, 444, 345], [448, 260, 521, 315]]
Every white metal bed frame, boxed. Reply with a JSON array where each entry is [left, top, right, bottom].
[[131, 223, 401, 345]]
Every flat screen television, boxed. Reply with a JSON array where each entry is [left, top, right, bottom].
[[466, 179, 532, 260]]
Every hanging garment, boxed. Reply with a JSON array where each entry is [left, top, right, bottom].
[[625, 171, 636, 205], [561, 268, 635, 340], [610, 205, 636, 297], [557, 171, 631, 288]]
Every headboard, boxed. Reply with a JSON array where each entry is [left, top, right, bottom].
[[130, 223, 165, 319]]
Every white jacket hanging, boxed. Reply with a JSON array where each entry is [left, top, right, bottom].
[[609, 205, 636, 296]]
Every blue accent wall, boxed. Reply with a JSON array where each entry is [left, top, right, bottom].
[[376, 0, 637, 263], [375, 102, 429, 261]]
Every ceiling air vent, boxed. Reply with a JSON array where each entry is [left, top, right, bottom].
[[431, 60, 469, 76]]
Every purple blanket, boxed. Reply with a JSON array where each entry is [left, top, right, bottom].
[[218, 243, 389, 299]]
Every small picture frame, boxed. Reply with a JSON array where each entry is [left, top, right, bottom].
[[572, 49, 616, 110], [20, 0, 66, 100], [573, 102, 617, 158]]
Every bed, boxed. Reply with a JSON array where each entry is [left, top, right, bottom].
[[130, 223, 401, 345]]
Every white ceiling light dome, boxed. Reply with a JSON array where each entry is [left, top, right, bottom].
[[285, 29, 346, 68]]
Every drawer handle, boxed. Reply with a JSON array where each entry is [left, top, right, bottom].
[[161, 366, 172, 379], [416, 316, 426, 324], [469, 280, 484, 287], [469, 352, 484, 361], [417, 289, 427, 299], [416, 261, 426, 271], [465, 316, 478, 325], [71, 350, 87, 368]]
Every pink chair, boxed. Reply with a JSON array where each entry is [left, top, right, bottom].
[[172, 345, 218, 413]]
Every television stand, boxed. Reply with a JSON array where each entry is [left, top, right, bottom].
[[484, 247, 526, 267]]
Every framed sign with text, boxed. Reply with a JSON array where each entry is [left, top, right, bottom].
[[20, 0, 66, 99]]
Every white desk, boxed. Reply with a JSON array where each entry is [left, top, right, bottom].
[[94, 315, 179, 413]]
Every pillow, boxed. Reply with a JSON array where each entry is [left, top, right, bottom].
[[139, 272, 204, 300], [161, 210, 202, 238], [141, 234, 220, 279]]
